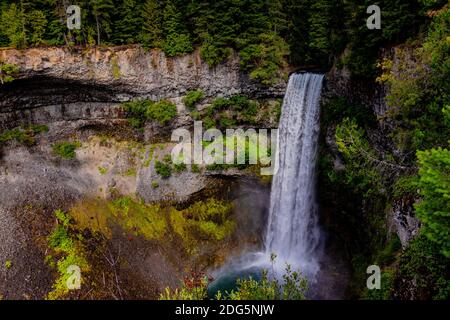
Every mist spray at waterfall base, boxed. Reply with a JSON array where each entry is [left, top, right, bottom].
[[209, 73, 326, 298]]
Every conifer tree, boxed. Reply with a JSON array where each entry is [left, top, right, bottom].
[[0, 2, 27, 48], [141, 0, 163, 48], [27, 10, 48, 46], [91, 0, 114, 45], [113, 0, 142, 44]]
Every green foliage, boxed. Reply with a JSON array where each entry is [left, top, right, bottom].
[[159, 271, 210, 300], [174, 162, 186, 172], [52, 141, 81, 159], [111, 0, 142, 45], [0, 0, 440, 84], [70, 196, 167, 240], [146, 100, 178, 125], [155, 160, 172, 178], [205, 95, 260, 127], [122, 99, 150, 128], [191, 164, 200, 173], [98, 166, 108, 175], [4, 260, 12, 269], [161, 263, 307, 301], [322, 97, 374, 126], [415, 147, 450, 258], [140, 0, 163, 48], [122, 99, 177, 127], [397, 233, 450, 300], [47, 210, 89, 300], [392, 175, 419, 199], [183, 90, 204, 110], [239, 32, 289, 85], [335, 118, 384, 197], [363, 270, 395, 300], [163, 33, 193, 57], [91, 0, 115, 45], [161, 0, 193, 56], [151, 180, 159, 189], [0, 124, 48, 146], [200, 41, 232, 66], [382, 9, 450, 154], [0, 3, 26, 48], [27, 9, 47, 46], [55, 209, 71, 228], [0, 60, 19, 84], [225, 266, 307, 300], [169, 198, 235, 251]]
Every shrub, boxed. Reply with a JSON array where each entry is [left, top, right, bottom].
[[145, 100, 177, 125], [155, 160, 172, 178], [415, 147, 450, 258], [163, 33, 193, 57], [0, 60, 19, 84], [183, 90, 204, 110], [191, 164, 200, 173], [174, 162, 186, 172], [200, 42, 232, 66], [46, 210, 89, 300], [98, 167, 108, 175], [218, 113, 236, 127], [122, 99, 177, 127], [122, 100, 151, 128], [52, 141, 81, 159], [151, 181, 159, 189], [397, 234, 450, 300], [161, 263, 307, 300], [0, 125, 48, 146]]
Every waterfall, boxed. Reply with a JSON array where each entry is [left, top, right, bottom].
[[209, 73, 326, 293], [265, 73, 324, 277]]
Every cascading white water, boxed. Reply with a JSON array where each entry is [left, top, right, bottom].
[[265, 73, 324, 277], [210, 73, 326, 292]]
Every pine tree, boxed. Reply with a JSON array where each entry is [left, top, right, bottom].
[[91, 0, 114, 45], [162, 0, 193, 56], [27, 10, 48, 46], [0, 2, 27, 48], [415, 147, 450, 258], [112, 0, 142, 45], [267, 0, 288, 35], [141, 0, 163, 48], [307, 0, 332, 64]]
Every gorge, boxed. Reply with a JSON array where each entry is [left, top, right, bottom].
[[0, 2, 449, 298]]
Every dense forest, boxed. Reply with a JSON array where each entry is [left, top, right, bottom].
[[0, 0, 447, 83]]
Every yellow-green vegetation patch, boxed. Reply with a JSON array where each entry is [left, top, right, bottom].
[[46, 210, 90, 300], [4, 260, 12, 269], [169, 198, 235, 254], [69, 197, 166, 240], [111, 55, 121, 79], [0, 125, 49, 146], [52, 141, 82, 159], [98, 166, 108, 175], [68, 197, 235, 255], [123, 167, 137, 177]]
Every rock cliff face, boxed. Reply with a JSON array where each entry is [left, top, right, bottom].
[[321, 51, 420, 249], [0, 45, 285, 131], [0, 45, 286, 97], [0, 46, 280, 299]]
